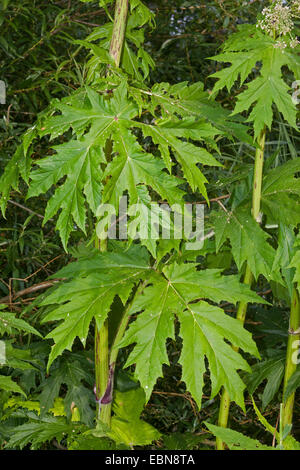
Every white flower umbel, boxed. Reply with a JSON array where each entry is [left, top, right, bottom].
[[257, 1, 293, 36]]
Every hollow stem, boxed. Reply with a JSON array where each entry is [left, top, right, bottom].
[[216, 127, 266, 450], [109, 0, 129, 67], [110, 281, 147, 367], [93, 0, 129, 427]]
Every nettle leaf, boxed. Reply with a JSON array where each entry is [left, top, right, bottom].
[[119, 263, 263, 409], [210, 24, 299, 139], [40, 245, 151, 369], [213, 206, 282, 282]]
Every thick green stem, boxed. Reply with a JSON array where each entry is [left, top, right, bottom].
[[216, 128, 266, 450], [110, 281, 147, 367], [95, 318, 110, 421], [282, 287, 300, 429], [95, 237, 111, 424], [109, 0, 129, 67], [251, 128, 266, 221], [94, 0, 128, 427]]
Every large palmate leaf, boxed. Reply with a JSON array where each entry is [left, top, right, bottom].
[[102, 125, 183, 206], [210, 24, 300, 139], [39, 84, 137, 140], [213, 206, 282, 282], [136, 80, 251, 144], [39, 245, 150, 369], [137, 120, 221, 200], [27, 85, 139, 249], [118, 263, 264, 409], [20, 78, 225, 248]]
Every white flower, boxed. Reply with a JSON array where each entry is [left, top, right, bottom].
[[290, 38, 300, 47], [257, 1, 293, 36], [274, 40, 287, 49]]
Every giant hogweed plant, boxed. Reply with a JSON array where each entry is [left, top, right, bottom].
[[207, 0, 300, 449], [0, 0, 300, 450]]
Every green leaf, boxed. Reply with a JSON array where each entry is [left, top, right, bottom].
[[119, 263, 261, 408], [2, 341, 37, 371], [102, 125, 183, 207], [40, 245, 150, 369], [262, 160, 300, 227], [283, 367, 300, 402], [213, 206, 282, 282], [137, 120, 221, 199], [162, 432, 207, 450], [0, 304, 42, 337], [5, 414, 80, 450], [68, 434, 120, 450], [26, 84, 139, 248], [234, 75, 297, 140], [142, 80, 251, 143], [0, 375, 26, 396], [205, 422, 275, 450], [39, 356, 94, 425], [108, 388, 161, 446], [0, 144, 31, 216], [210, 24, 299, 139], [244, 352, 286, 410], [272, 224, 296, 297]]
